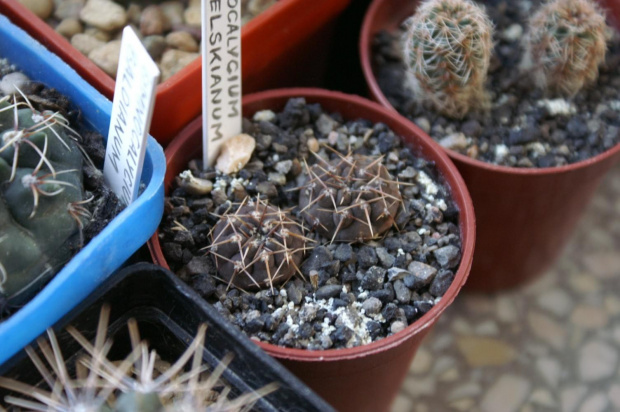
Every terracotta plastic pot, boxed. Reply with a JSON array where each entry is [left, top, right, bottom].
[[148, 88, 475, 412], [0, 0, 351, 145], [360, 0, 620, 292]]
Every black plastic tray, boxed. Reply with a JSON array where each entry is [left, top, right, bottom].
[[0, 263, 334, 412]]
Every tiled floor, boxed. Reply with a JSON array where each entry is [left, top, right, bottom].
[[395, 162, 620, 412]]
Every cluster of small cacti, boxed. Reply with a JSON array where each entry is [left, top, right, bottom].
[[522, 0, 609, 97], [0, 94, 90, 307], [298, 151, 403, 243], [208, 197, 310, 291], [403, 0, 610, 117], [0, 306, 277, 411]]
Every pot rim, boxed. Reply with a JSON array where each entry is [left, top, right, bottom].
[[150, 87, 475, 362], [359, 0, 620, 177]]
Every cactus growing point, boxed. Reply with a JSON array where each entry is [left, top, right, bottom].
[[523, 0, 609, 97], [403, 0, 494, 118]]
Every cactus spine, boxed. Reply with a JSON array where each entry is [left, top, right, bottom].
[[523, 0, 609, 96], [403, 0, 493, 118]]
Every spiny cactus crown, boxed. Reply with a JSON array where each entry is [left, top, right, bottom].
[[298, 150, 403, 243], [0, 306, 277, 411], [0, 95, 90, 306], [523, 0, 609, 97], [403, 0, 493, 118], [207, 197, 310, 291]]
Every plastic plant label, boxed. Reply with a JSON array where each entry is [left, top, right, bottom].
[[104, 26, 160, 205], [202, 0, 242, 167]]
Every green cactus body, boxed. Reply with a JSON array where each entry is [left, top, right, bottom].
[[404, 0, 493, 118], [0, 98, 88, 305], [524, 0, 608, 96]]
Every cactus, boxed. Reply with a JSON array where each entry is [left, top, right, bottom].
[[403, 0, 493, 118], [0, 95, 89, 306], [0, 306, 278, 411], [523, 0, 609, 96], [298, 151, 403, 243], [207, 197, 310, 291]]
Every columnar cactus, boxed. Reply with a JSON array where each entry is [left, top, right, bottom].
[[208, 197, 308, 291], [298, 152, 403, 242], [0, 96, 89, 306], [523, 0, 609, 96], [403, 0, 493, 118]]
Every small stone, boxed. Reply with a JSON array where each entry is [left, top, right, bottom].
[[184, 6, 201, 26], [570, 305, 609, 329], [160, 1, 184, 26], [166, 31, 199, 52], [160, 49, 199, 81], [316, 113, 338, 135], [560, 385, 588, 412], [80, 0, 127, 31], [429, 270, 454, 297], [54, 0, 85, 20], [362, 297, 382, 315], [433, 245, 460, 268], [333, 243, 352, 262], [536, 357, 561, 388], [256, 181, 277, 198], [180, 256, 213, 278], [398, 166, 417, 179], [18, 0, 53, 19], [390, 321, 406, 334], [301, 246, 332, 275], [480, 374, 531, 412], [215, 134, 256, 174], [414, 117, 431, 133], [142, 35, 167, 61], [89, 40, 122, 77], [579, 392, 608, 412], [360, 266, 386, 291], [253, 110, 276, 123], [461, 120, 482, 137], [0, 72, 29, 95], [357, 246, 378, 268], [579, 340, 617, 381], [527, 311, 567, 350], [438, 133, 468, 150], [608, 384, 620, 409], [306, 137, 320, 153], [584, 252, 620, 279], [502, 24, 523, 42], [394, 280, 412, 303], [274, 160, 293, 174], [71, 33, 105, 56], [407, 261, 438, 285], [375, 247, 395, 267], [192, 275, 216, 298], [83, 27, 111, 42], [267, 172, 285, 186], [286, 282, 302, 305], [536, 289, 573, 318], [387, 267, 409, 282], [56, 18, 83, 38], [529, 389, 556, 408], [140, 5, 165, 36]]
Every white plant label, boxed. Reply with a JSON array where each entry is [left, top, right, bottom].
[[104, 26, 160, 205], [202, 0, 242, 167]]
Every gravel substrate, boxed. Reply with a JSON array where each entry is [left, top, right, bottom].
[[372, 0, 620, 168], [158, 97, 463, 350]]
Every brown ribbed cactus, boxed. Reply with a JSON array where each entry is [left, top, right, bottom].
[[523, 0, 609, 96], [208, 197, 308, 291], [403, 0, 494, 118], [298, 152, 403, 243]]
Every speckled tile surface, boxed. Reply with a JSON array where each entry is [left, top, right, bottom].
[[395, 162, 620, 412]]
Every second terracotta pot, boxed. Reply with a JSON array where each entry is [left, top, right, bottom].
[[360, 0, 620, 292], [149, 88, 475, 412]]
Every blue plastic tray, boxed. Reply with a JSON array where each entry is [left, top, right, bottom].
[[0, 14, 165, 365]]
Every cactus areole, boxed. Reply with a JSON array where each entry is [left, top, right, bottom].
[[0, 96, 89, 307]]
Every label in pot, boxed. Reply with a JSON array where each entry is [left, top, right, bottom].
[[104, 26, 159, 206], [201, 0, 242, 167]]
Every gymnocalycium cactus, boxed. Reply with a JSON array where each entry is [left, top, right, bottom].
[[208, 197, 310, 291], [403, 0, 493, 118], [298, 151, 403, 243], [0, 306, 277, 411], [0, 94, 90, 306], [523, 0, 609, 97]]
